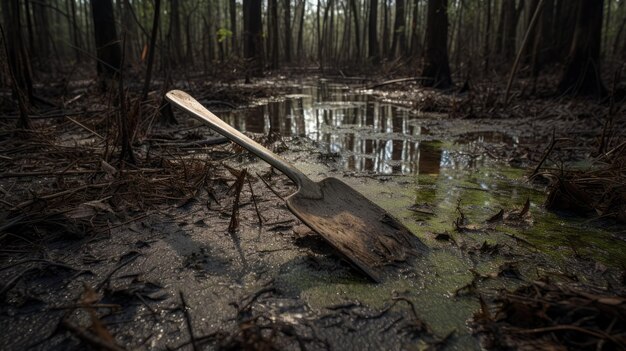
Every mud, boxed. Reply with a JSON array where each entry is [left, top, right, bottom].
[[1, 80, 624, 350]]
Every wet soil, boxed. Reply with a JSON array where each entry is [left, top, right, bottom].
[[1, 78, 625, 350]]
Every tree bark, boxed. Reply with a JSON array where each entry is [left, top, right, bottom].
[[141, 0, 160, 101], [422, 0, 452, 88], [382, 0, 390, 56], [91, 0, 122, 78], [498, 0, 524, 60], [553, 0, 578, 59], [168, 0, 182, 64], [69, 0, 82, 62], [390, 0, 407, 58], [483, 0, 492, 74], [349, 0, 361, 59], [410, 0, 421, 56], [206, 0, 215, 62], [32, 1, 50, 59], [558, 0, 606, 97], [368, 0, 380, 63], [297, 0, 305, 60], [243, 0, 263, 76], [284, 0, 292, 62], [2, 0, 33, 129], [269, 0, 279, 69]]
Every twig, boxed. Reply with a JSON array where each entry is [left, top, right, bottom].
[[228, 169, 247, 233], [179, 291, 199, 351], [96, 251, 141, 290], [0, 258, 84, 273], [12, 183, 112, 210], [530, 129, 557, 178], [247, 176, 263, 227], [65, 116, 104, 139], [256, 172, 284, 201], [0, 267, 38, 297], [505, 325, 625, 348], [504, 0, 546, 105], [62, 319, 126, 351], [367, 77, 429, 89], [0, 168, 163, 178]]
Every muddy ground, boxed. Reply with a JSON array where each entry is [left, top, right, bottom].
[[1, 76, 625, 350]]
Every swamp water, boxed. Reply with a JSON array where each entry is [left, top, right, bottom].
[[213, 82, 626, 349]]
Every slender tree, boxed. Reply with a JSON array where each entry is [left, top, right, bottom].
[[297, 0, 305, 60], [269, 0, 279, 69], [496, 0, 524, 61], [243, 0, 263, 75], [168, 0, 182, 64], [422, 0, 452, 88], [142, 0, 161, 102], [284, 0, 292, 62], [410, 0, 421, 56], [230, 0, 237, 55], [91, 0, 121, 78], [368, 0, 380, 63], [558, 0, 606, 96], [2, 0, 33, 129], [390, 0, 407, 58], [349, 0, 361, 59]]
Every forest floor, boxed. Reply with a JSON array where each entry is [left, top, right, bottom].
[[1, 71, 625, 350]]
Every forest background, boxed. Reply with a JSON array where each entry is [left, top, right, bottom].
[[2, 0, 625, 117]]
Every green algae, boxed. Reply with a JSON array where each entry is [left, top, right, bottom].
[[277, 137, 626, 350]]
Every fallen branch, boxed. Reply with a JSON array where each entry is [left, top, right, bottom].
[[367, 77, 429, 89]]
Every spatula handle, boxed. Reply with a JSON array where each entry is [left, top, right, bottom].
[[166, 90, 321, 198]]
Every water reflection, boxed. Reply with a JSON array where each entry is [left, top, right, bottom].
[[222, 83, 506, 176]]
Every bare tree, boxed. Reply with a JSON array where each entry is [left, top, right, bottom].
[[369, 0, 380, 63], [243, 0, 263, 76], [422, 0, 452, 88], [91, 0, 121, 79], [284, 0, 292, 62], [558, 0, 606, 96], [390, 0, 407, 58], [2, 0, 33, 129]]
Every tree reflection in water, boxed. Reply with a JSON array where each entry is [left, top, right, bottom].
[[223, 83, 446, 176]]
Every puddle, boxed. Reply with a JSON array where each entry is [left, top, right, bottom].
[[222, 82, 533, 177], [215, 82, 626, 349]]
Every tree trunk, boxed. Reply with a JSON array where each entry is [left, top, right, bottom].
[[91, 0, 121, 78], [349, 0, 361, 59], [499, 0, 524, 60], [269, 0, 279, 69], [390, 0, 407, 58], [207, 0, 215, 62], [553, 0, 578, 59], [169, 0, 182, 64], [422, 0, 452, 88], [382, 0, 390, 56], [229, 0, 236, 55], [142, 0, 160, 101], [297, 0, 305, 60], [185, 16, 194, 66], [2, 0, 33, 129], [284, 0, 292, 62], [530, 0, 555, 77], [368, 0, 380, 63], [32, 1, 50, 59], [483, 0, 492, 74], [243, 0, 263, 76], [410, 0, 421, 56], [558, 0, 606, 97], [24, 0, 35, 58], [69, 0, 82, 62]]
